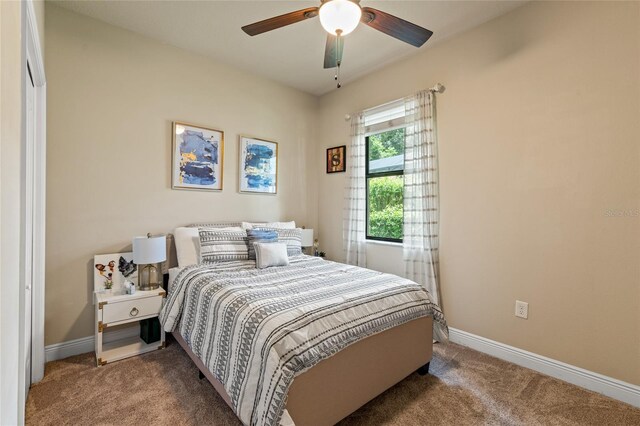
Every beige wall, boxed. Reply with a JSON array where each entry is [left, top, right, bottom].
[[1, 0, 24, 421], [45, 5, 319, 345], [317, 1, 640, 385]]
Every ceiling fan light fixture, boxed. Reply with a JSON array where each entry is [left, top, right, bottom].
[[319, 0, 362, 36]]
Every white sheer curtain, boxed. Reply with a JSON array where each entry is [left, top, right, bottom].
[[403, 90, 442, 307], [343, 112, 367, 267]]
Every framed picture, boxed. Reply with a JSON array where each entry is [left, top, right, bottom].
[[326, 145, 346, 173], [93, 252, 138, 294], [239, 136, 278, 194], [172, 121, 224, 191]]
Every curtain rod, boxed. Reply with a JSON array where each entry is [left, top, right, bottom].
[[344, 83, 445, 121]]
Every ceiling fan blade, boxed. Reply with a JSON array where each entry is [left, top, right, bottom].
[[242, 7, 319, 36], [324, 34, 344, 69], [361, 7, 433, 47]]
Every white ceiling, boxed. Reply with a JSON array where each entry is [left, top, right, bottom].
[[51, 0, 527, 95]]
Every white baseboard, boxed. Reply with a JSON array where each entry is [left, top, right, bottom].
[[448, 327, 640, 408], [45, 326, 139, 363], [45, 336, 93, 363]]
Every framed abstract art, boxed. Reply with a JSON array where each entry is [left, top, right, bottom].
[[326, 145, 346, 173], [239, 136, 278, 194], [172, 121, 224, 191]]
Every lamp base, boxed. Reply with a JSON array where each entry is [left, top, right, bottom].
[[139, 282, 161, 291], [139, 264, 161, 291]]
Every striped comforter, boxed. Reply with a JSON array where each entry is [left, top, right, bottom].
[[159, 255, 448, 426]]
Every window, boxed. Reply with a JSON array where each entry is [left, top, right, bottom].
[[364, 100, 406, 242]]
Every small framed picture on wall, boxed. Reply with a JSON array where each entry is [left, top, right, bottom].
[[326, 145, 346, 173]]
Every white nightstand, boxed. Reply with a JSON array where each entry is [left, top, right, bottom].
[[94, 289, 166, 366]]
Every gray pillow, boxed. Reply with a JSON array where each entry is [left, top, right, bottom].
[[199, 229, 248, 263]]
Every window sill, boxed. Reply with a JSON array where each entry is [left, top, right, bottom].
[[366, 239, 403, 248]]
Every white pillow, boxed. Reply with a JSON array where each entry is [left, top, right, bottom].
[[262, 221, 296, 229], [174, 226, 243, 267], [254, 242, 289, 269], [174, 227, 199, 267]]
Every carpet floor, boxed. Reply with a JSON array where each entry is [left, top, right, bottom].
[[26, 338, 640, 425]]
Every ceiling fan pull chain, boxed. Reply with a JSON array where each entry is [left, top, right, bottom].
[[336, 32, 342, 89]]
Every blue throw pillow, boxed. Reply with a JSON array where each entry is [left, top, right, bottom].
[[247, 229, 278, 260]]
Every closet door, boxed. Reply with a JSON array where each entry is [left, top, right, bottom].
[[23, 59, 36, 397]]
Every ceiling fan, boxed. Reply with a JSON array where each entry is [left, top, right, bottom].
[[242, 0, 433, 87]]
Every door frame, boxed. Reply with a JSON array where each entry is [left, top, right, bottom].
[[22, 0, 46, 392]]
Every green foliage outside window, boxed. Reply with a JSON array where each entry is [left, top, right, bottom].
[[368, 128, 405, 161], [368, 176, 403, 211], [367, 127, 406, 241], [368, 176, 404, 240]]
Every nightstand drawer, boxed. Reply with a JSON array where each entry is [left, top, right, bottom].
[[102, 296, 162, 324]]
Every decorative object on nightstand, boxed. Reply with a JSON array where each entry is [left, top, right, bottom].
[[311, 238, 326, 258], [301, 228, 314, 255], [133, 234, 166, 290], [94, 253, 138, 294]]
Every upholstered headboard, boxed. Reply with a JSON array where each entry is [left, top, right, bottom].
[[163, 233, 177, 273]]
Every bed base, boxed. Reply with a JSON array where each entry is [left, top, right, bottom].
[[173, 315, 433, 426], [417, 362, 431, 376], [197, 358, 431, 379]]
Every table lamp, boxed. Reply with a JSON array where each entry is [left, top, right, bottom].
[[133, 233, 166, 290], [301, 229, 314, 255]]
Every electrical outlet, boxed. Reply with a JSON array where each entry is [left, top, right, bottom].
[[515, 300, 528, 319]]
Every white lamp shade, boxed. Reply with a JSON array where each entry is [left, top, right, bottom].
[[319, 0, 362, 36], [132, 235, 167, 264], [301, 229, 314, 247]]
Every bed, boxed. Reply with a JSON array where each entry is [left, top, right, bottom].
[[160, 226, 447, 426]]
